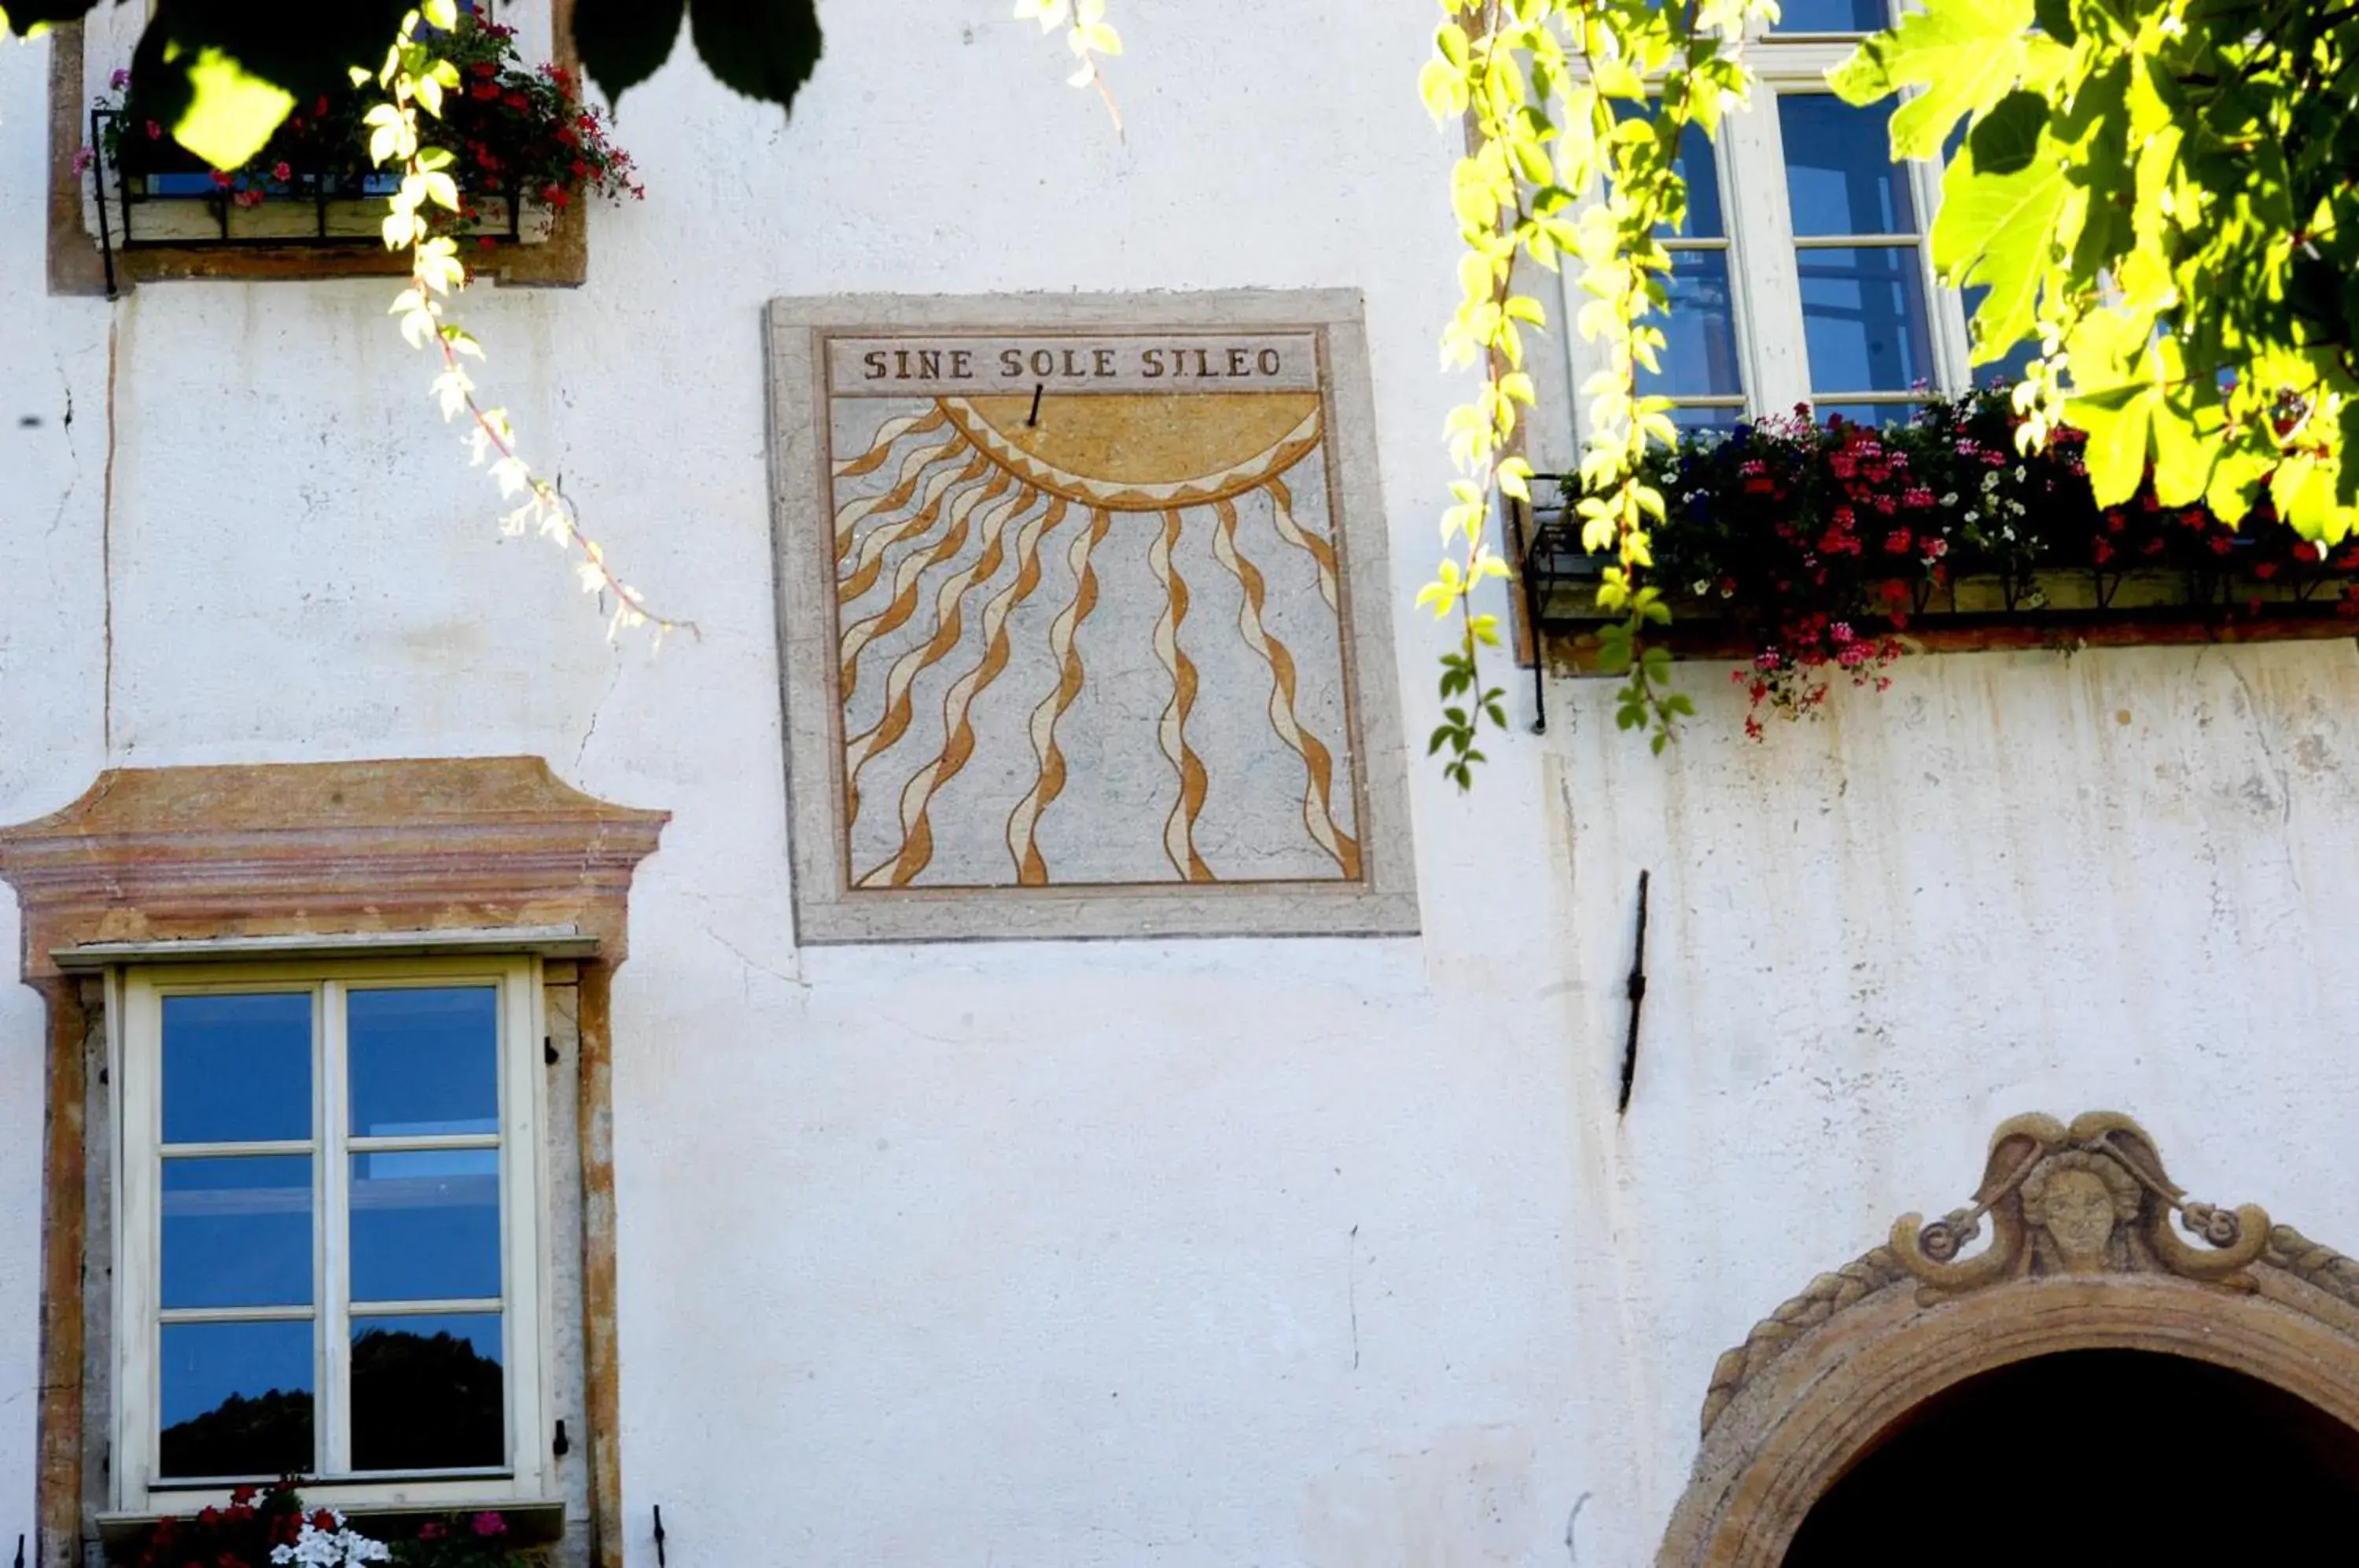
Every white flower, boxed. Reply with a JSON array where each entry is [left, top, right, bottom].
[[2014, 465, 2027, 480], [271, 1515, 392, 1567], [1964, 510, 1981, 523], [1940, 491, 1959, 506], [1691, 579, 1712, 596], [1982, 471, 2001, 491]]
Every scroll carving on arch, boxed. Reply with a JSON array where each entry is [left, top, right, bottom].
[[1666, 1111, 2359, 1568]]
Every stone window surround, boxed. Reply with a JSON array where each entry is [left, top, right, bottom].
[[43, 0, 589, 296], [111, 951, 558, 1519], [0, 758, 667, 1568]]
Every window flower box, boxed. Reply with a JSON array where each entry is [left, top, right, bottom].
[[80, 15, 634, 263], [1518, 392, 2359, 734]]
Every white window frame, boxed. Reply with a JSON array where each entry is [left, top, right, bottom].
[[1562, 7, 1978, 426], [112, 955, 550, 1514]]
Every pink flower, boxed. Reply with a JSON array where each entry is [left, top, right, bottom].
[[472, 1511, 507, 1538], [145, 120, 163, 139], [209, 168, 232, 188], [72, 147, 94, 175], [109, 68, 131, 90], [272, 160, 292, 181]]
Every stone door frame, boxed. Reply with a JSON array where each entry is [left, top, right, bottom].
[[1658, 1113, 2359, 1566]]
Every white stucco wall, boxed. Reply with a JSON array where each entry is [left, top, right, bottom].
[[7, 8, 2359, 1565]]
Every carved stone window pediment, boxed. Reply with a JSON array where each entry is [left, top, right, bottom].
[[0, 757, 664, 1568]]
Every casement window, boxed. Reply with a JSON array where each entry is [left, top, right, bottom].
[[1599, 0, 2036, 433], [115, 958, 549, 1511]]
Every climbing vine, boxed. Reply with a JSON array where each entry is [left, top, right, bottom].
[[1415, 0, 1774, 776], [373, 1, 689, 640]]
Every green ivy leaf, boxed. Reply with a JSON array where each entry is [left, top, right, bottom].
[[1933, 108, 2066, 365], [2066, 367, 2165, 510], [172, 47, 294, 168], [1826, 0, 2034, 159], [128, 0, 410, 171]]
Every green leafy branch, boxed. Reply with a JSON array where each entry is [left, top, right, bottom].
[[373, 2, 693, 641], [1834, 0, 2359, 546], [1418, 0, 1770, 778], [1014, 0, 1123, 133]]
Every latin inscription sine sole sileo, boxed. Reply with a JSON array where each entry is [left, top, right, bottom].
[[767, 294, 1419, 943]]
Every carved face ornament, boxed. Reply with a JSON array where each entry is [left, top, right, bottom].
[[2022, 1154, 2140, 1272]]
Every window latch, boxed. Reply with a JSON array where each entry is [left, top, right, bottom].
[[553, 1419, 570, 1457], [545, 1034, 559, 1065]]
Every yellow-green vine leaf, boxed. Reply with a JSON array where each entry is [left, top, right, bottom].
[[173, 46, 296, 169], [1931, 107, 2067, 366], [1826, 0, 2033, 158]]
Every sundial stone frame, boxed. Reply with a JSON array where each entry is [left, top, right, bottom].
[[765, 289, 1419, 944]]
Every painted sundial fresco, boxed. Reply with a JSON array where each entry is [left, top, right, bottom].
[[769, 294, 1417, 942]]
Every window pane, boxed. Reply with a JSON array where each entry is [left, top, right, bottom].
[[1772, 0, 1887, 31], [351, 1313, 504, 1470], [1798, 245, 1934, 393], [1814, 402, 1925, 429], [163, 992, 311, 1145], [350, 1149, 502, 1302], [162, 1155, 313, 1309], [1643, 251, 1744, 399], [1781, 96, 1918, 235], [348, 986, 499, 1137], [1670, 406, 1744, 436], [159, 1320, 314, 1478]]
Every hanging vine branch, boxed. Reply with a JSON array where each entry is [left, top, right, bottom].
[[372, 0, 694, 641], [1417, 0, 1774, 778], [1014, 0, 1123, 133]]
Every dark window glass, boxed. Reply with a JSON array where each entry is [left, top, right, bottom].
[[350, 1150, 502, 1302], [1771, 0, 1887, 31], [1783, 96, 1917, 236], [1798, 245, 1934, 393], [159, 1320, 315, 1478], [348, 986, 499, 1137], [163, 993, 311, 1145], [1644, 251, 1746, 399], [1813, 402, 1925, 429], [350, 1314, 504, 1470], [162, 1156, 314, 1309], [1670, 406, 1744, 436]]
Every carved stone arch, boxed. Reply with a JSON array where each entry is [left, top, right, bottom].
[[1658, 1112, 2359, 1567]]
